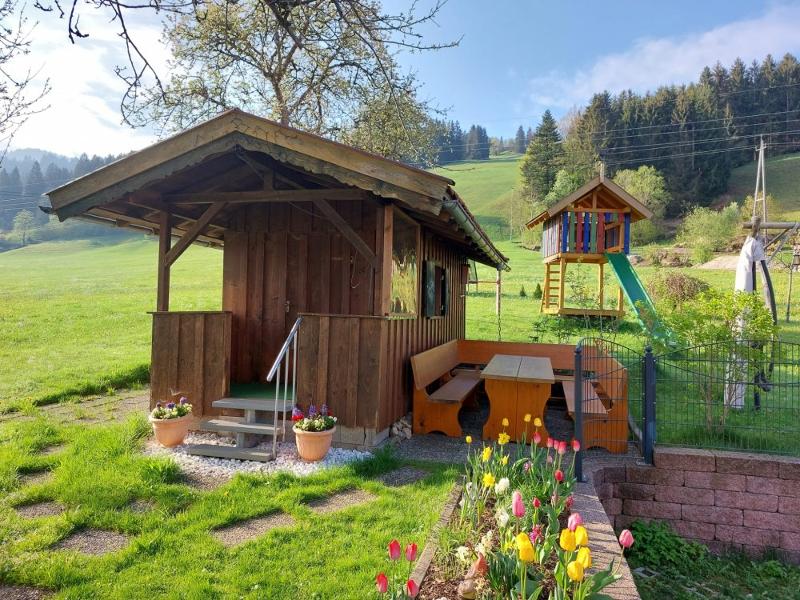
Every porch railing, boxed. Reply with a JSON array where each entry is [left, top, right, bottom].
[[265, 316, 302, 455]]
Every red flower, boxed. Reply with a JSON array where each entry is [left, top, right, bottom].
[[546, 438, 554, 449], [375, 572, 388, 594], [406, 578, 419, 598], [558, 440, 568, 455], [405, 542, 418, 562], [533, 431, 542, 445], [555, 469, 564, 482], [388, 539, 401, 561], [565, 495, 574, 509], [572, 439, 581, 452], [619, 529, 635, 549], [532, 497, 541, 509]]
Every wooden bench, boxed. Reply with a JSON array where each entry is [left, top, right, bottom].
[[410, 340, 482, 437]]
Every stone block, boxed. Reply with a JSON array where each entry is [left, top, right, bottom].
[[601, 498, 622, 516], [615, 482, 655, 501], [626, 466, 684, 486], [684, 471, 745, 492], [715, 490, 778, 512], [623, 499, 681, 520], [681, 505, 742, 526], [744, 510, 800, 533], [779, 496, 800, 515], [654, 447, 715, 472], [714, 451, 780, 477], [671, 519, 715, 541], [656, 485, 713, 506], [715, 524, 775, 547]]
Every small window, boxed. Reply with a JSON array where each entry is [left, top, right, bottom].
[[390, 210, 419, 316], [424, 261, 448, 318]]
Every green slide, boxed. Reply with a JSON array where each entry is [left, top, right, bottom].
[[605, 252, 675, 345]]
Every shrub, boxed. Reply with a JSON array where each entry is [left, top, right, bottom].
[[677, 203, 740, 263], [519, 285, 527, 298], [647, 271, 709, 308], [532, 282, 543, 300]]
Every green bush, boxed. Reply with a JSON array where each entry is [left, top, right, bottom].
[[647, 271, 709, 308], [677, 203, 740, 263], [532, 282, 543, 300], [519, 285, 527, 298]]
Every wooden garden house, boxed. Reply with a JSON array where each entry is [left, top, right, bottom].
[[525, 176, 652, 317], [45, 109, 508, 453]]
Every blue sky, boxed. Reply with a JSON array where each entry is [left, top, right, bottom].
[[11, 1, 800, 155], [392, 1, 800, 138]]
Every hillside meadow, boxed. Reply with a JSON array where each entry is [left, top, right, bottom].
[[1, 235, 799, 413]]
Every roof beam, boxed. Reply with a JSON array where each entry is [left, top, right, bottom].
[[164, 188, 365, 204], [165, 202, 228, 266], [312, 199, 378, 269]]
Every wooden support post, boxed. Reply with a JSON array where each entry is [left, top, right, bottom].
[[164, 202, 227, 266], [559, 258, 567, 312], [617, 285, 624, 316], [375, 203, 393, 315], [495, 269, 502, 316], [157, 210, 172, 312], [598, 262, 605, 310]]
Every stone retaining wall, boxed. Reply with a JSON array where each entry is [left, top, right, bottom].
[[594, 447, 800, 563]]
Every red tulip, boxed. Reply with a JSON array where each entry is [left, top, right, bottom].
[[619, 529, 635, 549], [572, 439, 581, 452], [388, 539, 401, 561], [532, 497, 541, 509], [558, 441, 568, 455], [375, 572, 388, 594], [533, 431, 542, 445], [405, 542, 418, 562], [546, 438, 554, 449], [555, 469, 564, 482], [406, 578, 419, 598]]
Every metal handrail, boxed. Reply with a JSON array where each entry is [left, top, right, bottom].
[[266, 316, 303, 382]]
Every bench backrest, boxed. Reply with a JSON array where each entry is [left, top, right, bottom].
[[457, 340, 575, 371], [583, 343, 627, 406], [410, 340, 460, 390]]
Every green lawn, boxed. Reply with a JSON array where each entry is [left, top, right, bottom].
[[724, 151, 800, 221], [0, 416, 457, 598]]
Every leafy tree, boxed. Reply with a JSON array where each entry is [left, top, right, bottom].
[[613, 165, 671, 244], [12, 208, 34, 245], [677, 203, 740, 263], [544, 169, 585, 205], [514, 126, 526, 153], [520, 110, 564, 201]]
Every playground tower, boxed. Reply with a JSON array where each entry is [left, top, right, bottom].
[[525, 175, 653, 318]]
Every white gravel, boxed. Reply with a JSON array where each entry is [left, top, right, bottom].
[[145, 432, 372, 480]]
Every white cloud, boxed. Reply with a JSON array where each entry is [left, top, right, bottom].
[[9, 9, 167, 156], [524, 4, 800, 116]]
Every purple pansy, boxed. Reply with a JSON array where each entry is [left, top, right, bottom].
[[320, 404, 329, 416], [166, 402, 176, 410], [155, 402, 163, 409], [179, 397, 188, 405]]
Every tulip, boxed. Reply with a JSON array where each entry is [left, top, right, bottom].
[[516, 532, 535, 562], [558, 441, 567, 455], [572, 439, 581, 452], [546, 438, 554, 449], [565, 495, 574, 510], [406, 578, 419, 598], [405, 542, 418, 562], [375, 572, 388, 594], [567, 560, 584, 582], [577, 546, 592, 569], [554, 469, 564, 482], [567, 513, 583, 532], [532, 497, 541, 509], [619, 529, 635, 549], [512, 490, 525, 518], [481, 447, 492, 462], [465, 435, 472, 444], [524, 413, 531, 423], [388, 539, 401, 561], [534, 417, 543, 428], [524, 461, 531, 473], [498, 432, 510, 445], [502, 417, 510, 427], [533, 431, 542, 445], [575, 525, 588, 547], [559, 528, 576, 552]]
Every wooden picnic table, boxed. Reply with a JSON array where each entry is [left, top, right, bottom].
[[481, 354, 555, 444]]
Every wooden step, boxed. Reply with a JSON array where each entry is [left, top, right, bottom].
[[183, 444, 276, 462], [212, 397, 290, 412], [200, 419, 278, 435]]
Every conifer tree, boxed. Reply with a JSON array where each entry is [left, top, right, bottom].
[[519, 110, 564, 201], [515, 125, 526, 153]]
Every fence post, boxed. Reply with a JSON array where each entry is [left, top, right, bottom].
[[574, 345, 584, 482], [642, 345, 656, 465]]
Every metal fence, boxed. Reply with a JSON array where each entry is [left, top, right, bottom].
[[573, 338, 800, 480]]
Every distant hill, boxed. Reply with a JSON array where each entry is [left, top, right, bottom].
[[432, 153, 522, 239], [721, 151, 800, 222]]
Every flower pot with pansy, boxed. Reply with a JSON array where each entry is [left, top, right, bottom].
[[149, 397, 192, 447], [292, 404, 336, 461]]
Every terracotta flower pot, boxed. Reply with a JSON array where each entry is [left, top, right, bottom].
[[150, 414, 191, 447], [293, 426, 336, 462]]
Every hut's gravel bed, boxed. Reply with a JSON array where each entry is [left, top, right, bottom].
[[145, 432, 371, 480]]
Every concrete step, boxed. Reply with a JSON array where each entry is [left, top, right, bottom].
[[212, 397, 291, 412], [183, 444, 276, 462], [200, 419, 279, 435]]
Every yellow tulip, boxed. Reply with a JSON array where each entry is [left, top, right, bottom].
[[524, 414, 531, 423], [534, 417, 543, 428], [559, 528, 576, 552], [516, 533, 535, 562], [465, 435, 472, 444], [501, 455, 509, 466], [498, 432, 511, 446], [577, 546, 592, 569], [502, 418, 510, 427], [575, 525, 589, 547], [482, 473, 496, 488], [567, 560, 584, 582], [482, 447, 492, 462]]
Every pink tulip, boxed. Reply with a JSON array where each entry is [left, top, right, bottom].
[[533, 432, 542, 445], [532, 497, 541, 509], [388, 539, 401, 561], [555, 469, 564, 482], [406, 578, 419, 598], [512, 490, 525, 518], [558, 441, 567, 455], [568, 513, 583, 532], [524, 461, 531, 473], [546, 438, 554, 449], [619, 529, 635, 549], [375, 573, 388, 594], [405, 542, 418, 562], [572, 439, 581, 452]]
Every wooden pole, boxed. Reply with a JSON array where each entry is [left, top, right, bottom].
[[157, 210, 172, 312], [558, 258, 566, 312], [495, 269, 502, 316], [376, 203, 394, 316], [598, 262, 605, 310]]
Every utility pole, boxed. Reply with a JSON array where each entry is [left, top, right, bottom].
[[753, 137, 768, 246]]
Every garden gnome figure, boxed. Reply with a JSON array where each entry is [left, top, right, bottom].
[[457, 553, 487, 599]]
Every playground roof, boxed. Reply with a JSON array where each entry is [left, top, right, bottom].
[[525, 176, 653, 228]]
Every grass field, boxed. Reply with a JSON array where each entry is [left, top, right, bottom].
[[0, 416, 456, 598], [724, 151, 800, 220]]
